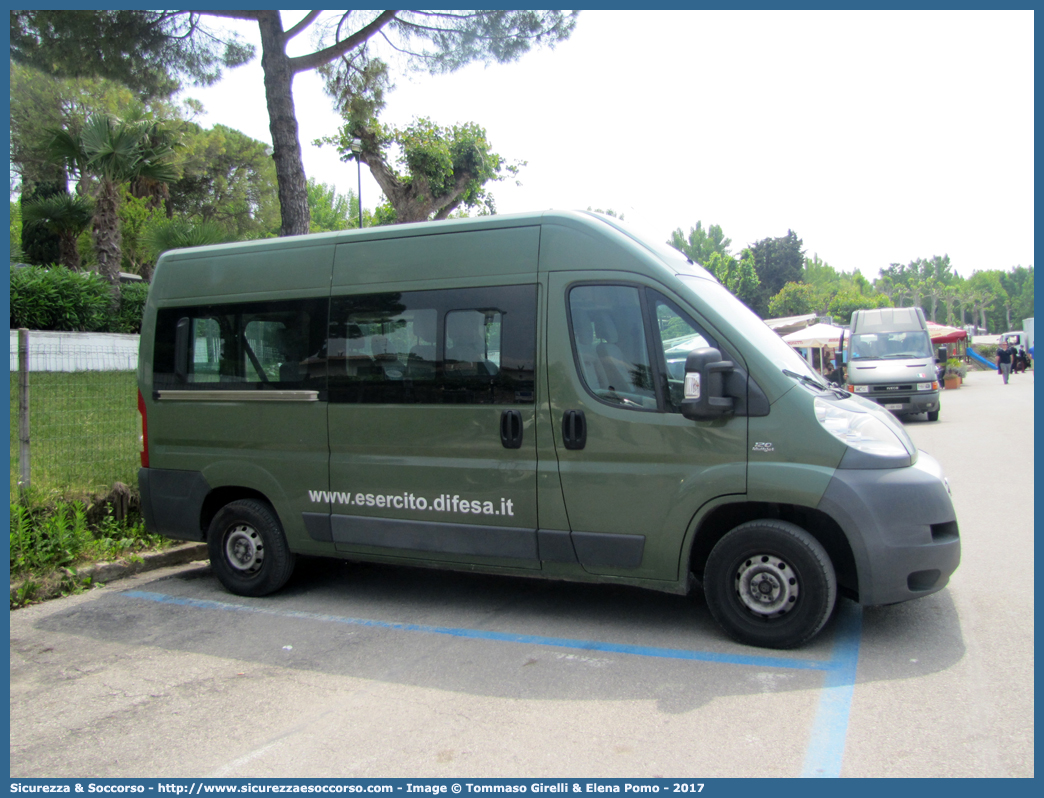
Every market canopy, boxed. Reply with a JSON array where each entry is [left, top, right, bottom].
[[764, 313, 819, 336], [780, 322, 844, 348], [926, 321, 968, 343]]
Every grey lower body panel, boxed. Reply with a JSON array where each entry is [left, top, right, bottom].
[[817, 452, 960, 605], [330, 513, 539, 561], [139, 467, 210, 541], [307, 513, 644, 570], [571, 530, 645, 569]]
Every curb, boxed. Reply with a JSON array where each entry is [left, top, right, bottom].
[[80, 542, 209, 583], [11, 542, 209, 605]]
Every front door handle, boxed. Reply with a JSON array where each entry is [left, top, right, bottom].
[[500, 409, 523, 449], [562, 409, 587, 450]]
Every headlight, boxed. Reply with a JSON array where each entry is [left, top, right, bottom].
[[848, 384, 869, 393], [814, 397, 913, 458], [916, 382, 935, 391]]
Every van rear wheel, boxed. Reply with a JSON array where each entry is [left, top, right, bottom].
[[207, 499, 296, 597], [704, 520, 836, 649]]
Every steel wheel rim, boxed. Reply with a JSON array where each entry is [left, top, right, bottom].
[[225, 524, 264, 574], [735, 553, 799, 617]]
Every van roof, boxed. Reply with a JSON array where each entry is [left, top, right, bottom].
[[152, 209, 713, 279], [851, 307, 927, 333]]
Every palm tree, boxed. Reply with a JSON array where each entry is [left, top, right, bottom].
[[140, 218, 232, 280], [45, 114, 178, 284], [20, 193, 95, 270]]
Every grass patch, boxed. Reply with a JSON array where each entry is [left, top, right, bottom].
[[9, 485, 174, 608], [10, 370, 140, 494]]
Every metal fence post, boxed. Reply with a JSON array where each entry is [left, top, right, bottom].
[[18, 328, 31, 490]]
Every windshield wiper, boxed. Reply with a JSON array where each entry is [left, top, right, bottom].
[[782, 369, 849, 399]]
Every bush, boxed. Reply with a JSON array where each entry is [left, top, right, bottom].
[[976, 344, 998, 360], [10, 484, 166, 580], [10, 265, 110, 331], [112, 282, 149, 334], [944, 357, 967, 378], [10, 265, 148, 333]]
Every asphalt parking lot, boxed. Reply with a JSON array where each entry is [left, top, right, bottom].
[[8, 369, 1034, 778]]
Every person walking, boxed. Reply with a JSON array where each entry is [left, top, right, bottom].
[[996, 340, 1013, 384]]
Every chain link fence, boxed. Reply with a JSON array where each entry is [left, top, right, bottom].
[[11, 329, 140, 495]]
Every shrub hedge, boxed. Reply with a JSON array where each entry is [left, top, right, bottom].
[[10, 265, 147, 334]]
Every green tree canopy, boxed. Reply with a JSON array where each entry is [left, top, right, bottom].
[[324, 116, 522, 223], [13, 11, 579, 237], [10, 11, 254, 98], [11, 62, 136, 190], [19, 182, 64, 266], [43, 114, 179, 283], [967, 270, 1009, 333], [668, 221, 731, 264], [1001, 266, 1034, 328], [21, 193, 95, 270], [306, 178, 368, 232], [706, 249, 760, 310], [746, 230, 805, 317], [168, 123, 280, 239], [767, 282, 819, 318], [827, 288, 888, 325]]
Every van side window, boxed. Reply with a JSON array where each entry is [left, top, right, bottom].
[[189, 318, 222, 382], [568, 285, 657, 409], [329, 285, 536, 404], [650, 291, 717, 413], [445, 310, 502, 378], [153, 299, 328, 391]]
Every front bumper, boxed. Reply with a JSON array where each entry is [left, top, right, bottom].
[[862, 390, 940, 416], [816, 452, 960, 605]]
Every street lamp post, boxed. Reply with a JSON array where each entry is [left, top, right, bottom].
[[350, 138, 363, 230]]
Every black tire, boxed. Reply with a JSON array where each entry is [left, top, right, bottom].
[[927, 410, 940, 422], [207, 499, 296, 597], [704, 520, 837, 649]]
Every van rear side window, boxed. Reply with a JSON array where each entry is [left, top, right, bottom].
[[153, 299, 328, 391]]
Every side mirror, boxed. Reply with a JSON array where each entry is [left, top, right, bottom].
[[936, 346, 947, 363], [680, 347, 735, 421]]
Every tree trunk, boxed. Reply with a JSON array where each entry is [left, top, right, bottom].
[[92, 179, 123, 284], [58, 232, 81, 271], [361, 146, 477, 224], [257, 11, 310, 237]]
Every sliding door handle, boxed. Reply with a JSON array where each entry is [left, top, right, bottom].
[[500, 409, 523, 449], [562, 409, 587, 450]]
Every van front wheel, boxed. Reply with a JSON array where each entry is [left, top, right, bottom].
[[704, 520, 836, 649], [207, 499, 296, 597]]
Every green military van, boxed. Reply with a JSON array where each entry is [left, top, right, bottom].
[[137, 210, 960, 649]]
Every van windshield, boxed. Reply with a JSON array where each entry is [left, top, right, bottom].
[[849, 331, 933, 360], [678, 275, 825, 384]]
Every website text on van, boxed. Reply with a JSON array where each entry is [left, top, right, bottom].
[[136, 211, 960, 649]]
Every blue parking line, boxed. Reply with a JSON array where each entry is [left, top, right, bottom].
[[121, 589, 862, 775], [802, 601, 863, 777]]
